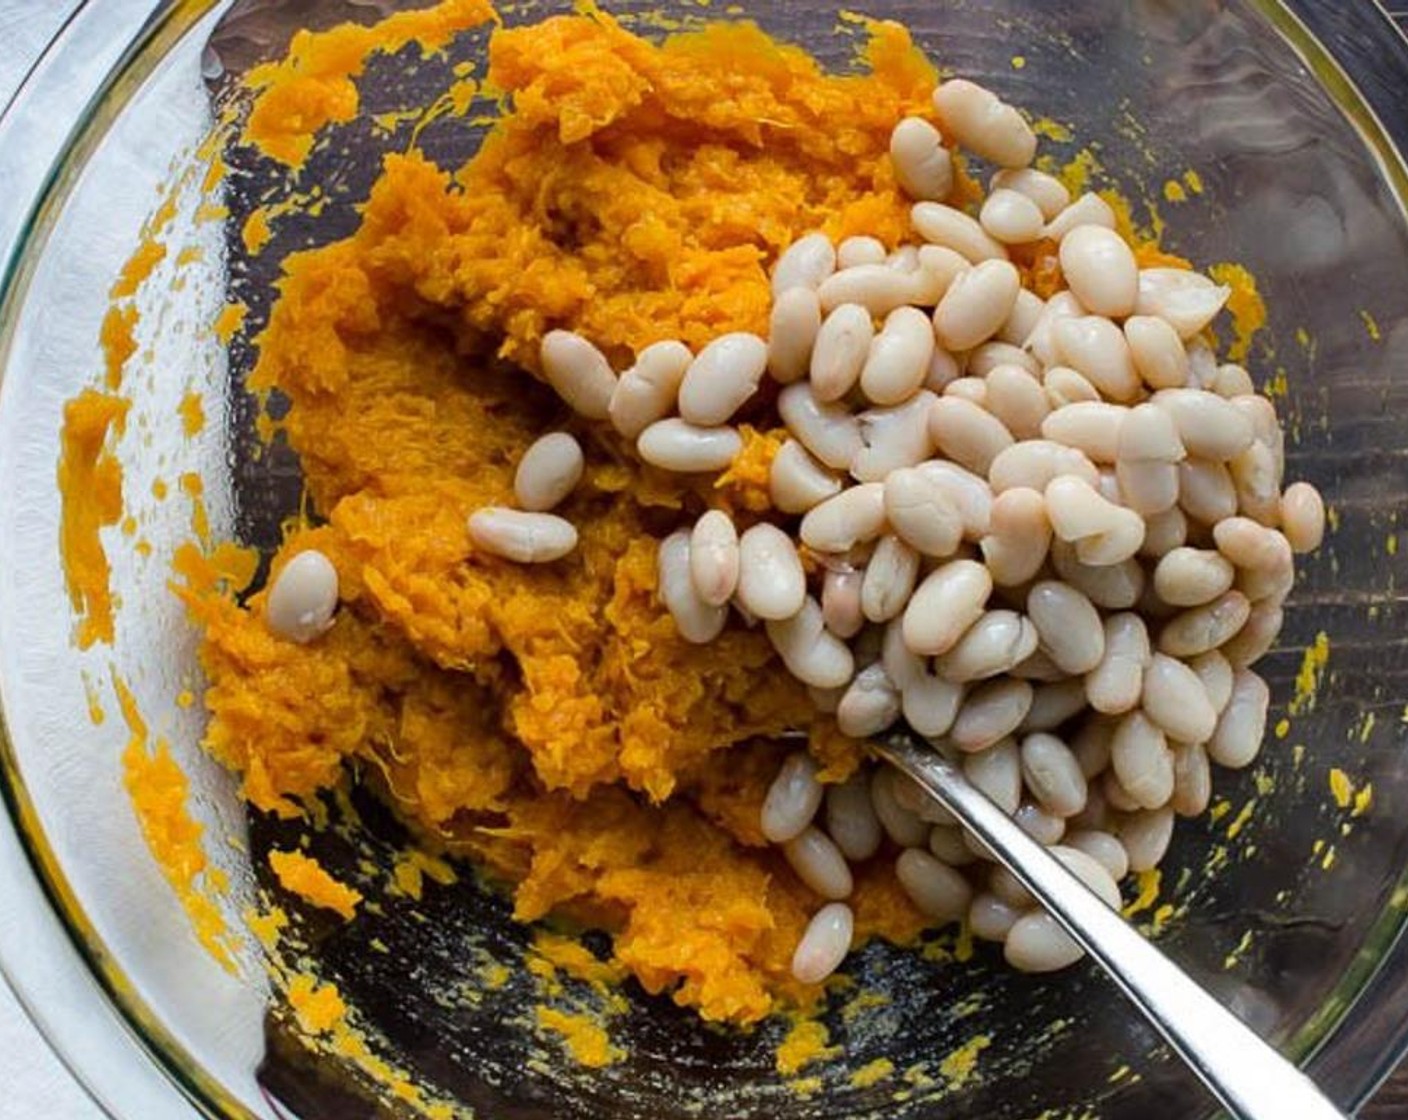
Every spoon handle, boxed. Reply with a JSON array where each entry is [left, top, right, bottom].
[[876, 734, 1347, 1120]]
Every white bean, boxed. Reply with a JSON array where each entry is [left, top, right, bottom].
[[925, 346, 964, 393], [1213, 516, 1293, 572], [970, 892, 1023, 942], [1124, 315, 1189, 390], [1111, 711, 1174, 810], [1171, 741, 1212, 818], [985, 365, 1049, 440], [981, 188, 1045, 244], [1158, 590, 1252, 658], [266, 550, 339, 643], [784, 826, 854, 900], [1189, 649, 1235, 714], [838, 235, 887, 269], [1118, 806, 1176, 872], [736, 523, 805, 621], [924, 825, 974, 867], [883, 466, 964, 557], [1006, 911, 1083, 973], [773, 233, 836, 297], [915, 461, 994, 540], [1154, 389, 1254, 462], [861, 305, 935, 404], [933, 259, 1022, 351], [1021, 733, 1089, 818], [837, 662, 902, 738], [778, 382, 864, 470], [658, 530, 727, 643], [762, 751, 824, 843], [1042, 402, 1129, 464], [1207, 669, 1270, 769], [1050, 538, 1145, 610], [903, 671, 966, 738], [767, 597, 855, 689], [609, 340, 692, 438], [1230, 441, 1280, 525], [677, 332, 767, 425], [1221, 601, 1283, 668], [1027, 291, 1087, 370], [1072, 717, 1115, 779], [540, 330, 617, 420], [1281, 482, 1325, 553], [992, 168, 1071, 220], [928, 395, 1015, 476], [1085, 612, 1150, 715], [826, 774, 883, 862], [1054, 315, 1141, 402], [1141, 506, 1189, 559], [468, 507, 578, 564], [767, 287, 823, 385], [963, 737, 1022, 813], [689, 510, 740, 607], [952, 679, 1034, 752], [911, 245, 972, 306], [911, 201, 1007, 263], [821, 566, 865, 639], [903, 559, 993, 656], [638, 419, 742, 473], [1044, 476, 1145, 566], [1027, 580, 1105, 674], [861, 535, 921, 623], [791, 902, 854, 984], [945, 377, 988, 406], [1142, 652, 1218, 744], [931, 78, 1037, 169], [1053, 845, 1123, 908], [1043, 365, 1102, 410], [799, 483, 887, 553], [1154, 547, 1234, 607], [1019, 679, 1088, 734], [1065, 829, 1129, 882], [937, 610, 1039, 682], [890, 116, 954, 201], [817, 264, 918, 317], [981, 486, 1051, 586], [769, 439, 843, 515], [1042, 192, 1117, 241], [852, 391, 938, 483], [810, 303, 874, 402], [1060, 225, 1138, 318], [896, 849, 973, 921], [1134, 268, 1231, 340], [1178, 457, 1238, 524], [988, 439, 1099, 494], [871, 767, 931, 847]]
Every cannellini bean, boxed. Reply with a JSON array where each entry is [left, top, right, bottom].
[[1060, 225, 1138, 318], [1153, 547, 1235, 607], [981, 188, 1045, 244], [981, 486, 1051, 586], [911, 201, 1007, 263], [1069, 784, 1113, 834], [791, 902, 854, 984], [945, 377, 988, 406], [1186, 340, 1219, 389], [1171, 741, 1212, 818], [1221, 601, 1283, 668], [992, 167, 1071, 220], [903, 559, 993, 656], [784, 826, 854, 900], [826, 774, 883, 862], [1026, 291, 1086, 370], [1135, 269, 1231, 339], [932, 77, 1036, 169], [540, 330, 617, 420], [916, 460, 994, 539], [1207, 669, 1270, 769], [968, 342, 1039, 379], [1281, 482, 1326, 553], [638, 419, 742, 473], [773, 233, 836, 296], [1054, 315, 1140, 402], [1021, 733, 1089, 818], [1072, 717, 1115, 779], [762, 751, 824, 843], [1142, 653, 1218, 744], [770, 439, 843, 515], [779, 383, 865, 470], [952, 679, 1034, 752], [852, 392, 937, 482], [988, 439, 1099, 494], [860, 305, 935, 405], [1141, 506, 1189, 559], [999, 288, 1047, 346], [767, 597, 855, 688], [1050, 538, 1145, 609], [989, 862, 1035, 908], [1124, 315, 1189, 390], [890, 117, 954, 201], [1213, 363, 1256, 398], [1189, 650, 1235, 714], [1042, 402, 1129, 463], [984, 365, 1049, 440], [929, 825, 978, 866], [1045, 476, 1146, 566], [1027, 580, 1105, 674], [963, 737, 1022, 813], [861, 535, 921, 623], [884, 466, 964, 557], [1053, 845, 1123, 909], [938, 610, 1039, 682], [1158, 590, 1252, 658], [609, 340, 692, 438], [767, 287, 823, 385], [889, 244, 922, 272], [871, 767, 931, 847], [1043, 365, 1102, 409], [902, 671, 966, 738], [810, 303, 874, 402], [1085, 612, 1150, 714], [838, 235, 887, 269], [821, 566, 865, 639], [678, 332, 767, 425], [266, 550, 339, 643], [1153, 389, 1254, 461], [817, 265, 919, 317], [1213, 516, 1293, 573], [928, 395, 1015, 475], [689, 510, 740, 607], [896, 849, 973, 921], [800, 483, 887, 552], [1111, 711, 1174, 810], [925, 346, 964, 392], [1005, 911, 1082, 973], [1019, 679, 1088, 734], [1011, 650, 1068, 683], [1230, 441, 1280, 524], [1118, 806, 1176, 872], [1065, 829, 1129, 882], [469, 507, 578, 564], [1042, 192, 1118, 241], [658, 530, 727, 643], [934, 259, 1022, 351], [1178, 458, 1238, 524], [1117, 459, 1179, 518], [911, 245, 973, 305], [736, 523, 805, 621]]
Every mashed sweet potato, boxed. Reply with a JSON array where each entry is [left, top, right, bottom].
[[186, 5, 943, 1024]]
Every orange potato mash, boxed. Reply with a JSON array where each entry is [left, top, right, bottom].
[[180, 5, 946, 1025]]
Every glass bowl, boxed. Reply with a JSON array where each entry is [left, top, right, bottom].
[[3, 2, 1408, 1118]]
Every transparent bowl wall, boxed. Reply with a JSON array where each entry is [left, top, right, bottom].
[[3, 2, 1408, 1118]]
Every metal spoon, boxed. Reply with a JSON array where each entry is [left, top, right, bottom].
[[876, 730, 1348, 1120]]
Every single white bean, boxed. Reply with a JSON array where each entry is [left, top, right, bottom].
[[1281, 482, 1326, 553], [1125, 315, 1190, 390], [1142, 652, 1218, 744], [837, 662, 902, 738], [689, 510, 740, 607], [911, 201, 1007, 263], [1178, 457, 1239, 524], [896, 849, 974, 921], [1042, 402, 1129, 464], [762, 751, 824, 843], [1054, 315, 1141, 402], [838, 235, 887, 269], [767, 287, 823, 385], [861, 305, 935, 405], [826, 774, 883, 862], [1118, 805, 1176, 872], [985, 365, 1049, 440], [1158, 590, 1252, 658], [945, 377, 988, 406], [1050, 538, 1145, 610], [925, 346, 964, 393], [609, 340, 692, 438], [981, 188, 1045, 244], [992, 168, 1071, 220], [861, 535, 921, 623], [1134, 268, 1231, 340], [678, 332, 767, 425], [1043, 365, 1102, 410], [1044, 475, 1146, 566], [1154, 547, 1234, 607], [988, 439, 1100, 494], [928, 394, 1015, 476], [890, 116, 954, 201], [1065, 829, 1129, 882], [266, 550, 339, 643], [540, 330, 617, 420], [1171, 741, 1212, 818], [1141, 506, 1189, 559], [468, 507, 578, 564], [1027, 291, 1087, 370], [884, 466, 964, 557], [770, 438, 844, 514], [931, 78, 1037, 169], [970, 892, 1024, 942], [638, 419, 742, 473], [1072, 717, 1116, 779], [767, 597, 855, 689], [773, 233, 836, 297], [1213, 516, 1293, 572], [736, 522, 806, 621], [1189, 649, 1236, 714], [1111, 711, 1174, 810], [911, 245, 972, 305], [1060, 225, 1138, 318], [799, 483, 887, 553], [1027, 580, 1106, 674], [1021, 733, 1089, 818], [1221, 601, 1283, 669], [902, 671, 966, 738], [791, 902, 854, 984], [1230, 441, 1281, 525], [1085, 612, 1150, 715], [810, 303, 874, 402], [1207, 669, 1270, 769], [658, 530, 727, 643], [915, 460, 994, 540], [784, 826, 854, 900], [778, 382, 864, 470], [871, 767, 931, 847], [1019, 679, 1089, 734], [903, 559, 994, 656], [821, 566, 865, 639], [1042, 192, 1117, 241], [952, 679, 1034, 752], [933, 259, 1022, 351], [1153, 388, 1255, 461], [1006, 911, 1084, 973], [852, 391, 938, 483], [963, 737, 1022, 814], [937, 610, 1039, 682], [981, 486, 1051, 587]]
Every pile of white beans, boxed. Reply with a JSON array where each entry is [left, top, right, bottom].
[[264, 77, 1326, 990]]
